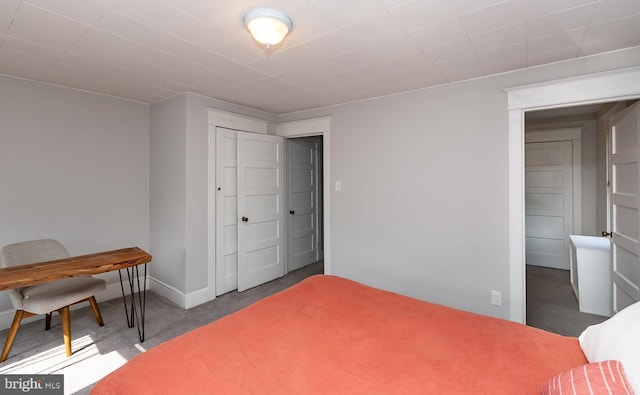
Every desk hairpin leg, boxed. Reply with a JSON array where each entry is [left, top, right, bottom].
[[118, 264, 147, 342]]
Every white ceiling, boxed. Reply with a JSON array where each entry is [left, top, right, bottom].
[[1, 0, 639, 114]]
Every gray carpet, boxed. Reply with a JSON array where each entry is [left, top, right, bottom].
[[526, 264, 608, 336], [0, 261, 323, 394]]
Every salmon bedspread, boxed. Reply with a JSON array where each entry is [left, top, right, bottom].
[[91, 275, 587, 394]]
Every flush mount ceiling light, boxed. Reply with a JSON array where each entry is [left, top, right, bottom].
[[243, 8, 293, 48]]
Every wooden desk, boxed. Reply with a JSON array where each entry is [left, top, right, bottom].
[[0, 247, 151, 342], [0, 247, 150, 290]]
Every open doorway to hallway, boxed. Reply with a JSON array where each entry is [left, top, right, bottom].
[[285, 136, 324, 274], [523, 102, 623, 335]]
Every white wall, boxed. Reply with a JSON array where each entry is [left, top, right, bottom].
[[0, 75, 150, 316], [276, 47, 640, 319]]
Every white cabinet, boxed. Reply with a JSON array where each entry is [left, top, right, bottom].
[[569, 235, 612, 317]]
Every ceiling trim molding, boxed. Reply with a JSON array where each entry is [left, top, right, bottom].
[[276, 116, 331, 137], [207, 109, 269, 134], [505, 66, 640, 111], [525, 127, 583, 143]]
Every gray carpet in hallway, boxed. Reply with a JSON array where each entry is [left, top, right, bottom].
[[526, 264, 607, 337], [0, 261, 323, 394]]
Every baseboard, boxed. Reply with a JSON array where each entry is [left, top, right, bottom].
[[148, 277, 212, 309], [0, 277, 213, 330], [0, 278, 151, 331]]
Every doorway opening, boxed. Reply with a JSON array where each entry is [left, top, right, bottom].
[[285, 136, 325, 274], [506, 66, 640, 324], [523, 100, 640, 336], [523, 103, 613, 335], [277, 116, 331, 276]]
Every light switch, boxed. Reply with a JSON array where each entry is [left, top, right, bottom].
[[335, 180, 342, 191], [491, 290, 502, 306]]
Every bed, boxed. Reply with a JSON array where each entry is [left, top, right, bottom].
[[91, 275, 638, 394]]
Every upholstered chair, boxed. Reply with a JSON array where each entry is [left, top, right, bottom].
[[0, 239, 106, 362]]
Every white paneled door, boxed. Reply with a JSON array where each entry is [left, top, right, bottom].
[[216, 128, 239, 295], [215, 127, 285, 294], [610, 101, 640, 312], [525, 141, 574, 269], [286, 139, 320, 271]]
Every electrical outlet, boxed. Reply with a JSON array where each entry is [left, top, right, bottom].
[[335, 180, 342, 191], [491, 290, 502, 306]]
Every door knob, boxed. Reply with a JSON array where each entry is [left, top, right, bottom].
[[241, 216, 249, 222], [289, 210, 295, 215], [602, 231, 612, 237]]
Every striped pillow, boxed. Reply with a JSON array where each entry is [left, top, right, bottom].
[[542, 360, 635, 395]]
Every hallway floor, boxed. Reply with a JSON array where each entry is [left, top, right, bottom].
[[526, 265, 608, 337]]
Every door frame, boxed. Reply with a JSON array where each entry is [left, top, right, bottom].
[[506, 66, 640, 323], [277, 117, 331, 275]]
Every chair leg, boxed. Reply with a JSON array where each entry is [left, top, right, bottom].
[[1, 310, 35, 363], [45, 313, 52, 330], [88, 297, 104, 327], [58, 307, 72, 357]]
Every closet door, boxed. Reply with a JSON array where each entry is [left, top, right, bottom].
[[215, 127, 285, 294], [215, 128, 239, 295], [237, 132, 285, 291], [525, 141, 574, 269]]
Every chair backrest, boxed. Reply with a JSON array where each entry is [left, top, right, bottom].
[[0, 239, 71, 309], [0, 239, 70, 268]]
